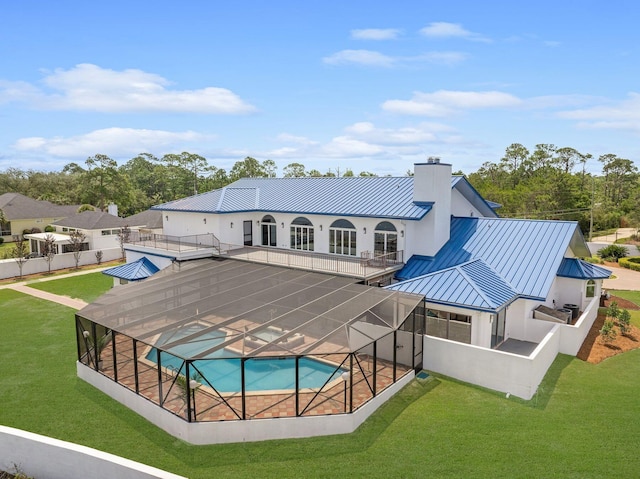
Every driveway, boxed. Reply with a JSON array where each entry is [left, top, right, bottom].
[[603, 264, 640, 291]]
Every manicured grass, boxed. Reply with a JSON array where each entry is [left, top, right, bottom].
[[25, 272, 113, 303], [2, 289, 640, 478]]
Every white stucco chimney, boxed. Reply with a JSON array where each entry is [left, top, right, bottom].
[[107, 203, 118, 217], [409, 158, 452, 256]]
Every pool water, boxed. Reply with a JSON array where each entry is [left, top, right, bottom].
[[146, 326, 345, 393]]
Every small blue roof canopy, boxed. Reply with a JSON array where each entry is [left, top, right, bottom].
[[102, 257, 160, 282], [556, 258, 611, 280], [151, 176, 497, 220], [393, 216, 601, 311]]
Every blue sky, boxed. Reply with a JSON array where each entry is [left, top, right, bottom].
[[1, 1, 638, 176]]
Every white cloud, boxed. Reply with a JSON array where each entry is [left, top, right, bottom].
[[323, 50, 396, 67], [351, 28, 401, 40], [419, 22, 491, 43], [558, 92, 640, 133], [382, 90, 522, 116], [0, 64, 256, 114], [412, 51, 469, 65], [12, 127, 210, 157], [324, 49, 468, 68], [266, 122, 459, 161]]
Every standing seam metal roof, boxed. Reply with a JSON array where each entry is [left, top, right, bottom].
[[387, 259, 518, 312], [153, 176, 505, 219], [396, 216, 587, 301], [557, 258, 611, 280]]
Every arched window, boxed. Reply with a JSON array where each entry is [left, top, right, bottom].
[[374, 221, 398, 260], [261, 215, 277, 247], [586, 280, 595, 298], [290, 217, 314, 251], [330, 219, 356, 256]]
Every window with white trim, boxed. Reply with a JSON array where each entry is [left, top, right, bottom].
[[290, 217, 314, 251], [329, 219, 356, 256]]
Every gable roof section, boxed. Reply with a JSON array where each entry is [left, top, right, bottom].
[[0, 192, 79, 220], [102, 257, 160, 281], [53, 211, 130, 230], [388, 259, 518, 312], [125, 209, 163, 229], [397, 216, 588, 301], [557, 258, 611, 280], [152, 176, 443, 220], [451, 176, 500, 217]]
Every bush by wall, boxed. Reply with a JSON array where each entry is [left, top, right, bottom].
[[619, 257, 640, 272], [583, 256, 604, 265]]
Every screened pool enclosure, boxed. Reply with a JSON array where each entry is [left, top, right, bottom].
[[76, 259, 425, 423]]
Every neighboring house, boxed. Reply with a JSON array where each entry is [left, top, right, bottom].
[[25, 210, 126, 256], [0, 192, 79, 242], [124, 209, 163, 236], [75, 159, 609, 444]]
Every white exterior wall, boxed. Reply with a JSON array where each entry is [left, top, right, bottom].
[[423, 295, 600, 401], [423, 327, 560, 400], [450, 188, 484, 217], [125, 250, 175, 270], [0, 426, 185, 479], [0, 248, 121, 280], [163, 210, 409, 258], [78, 363, 414, 445]]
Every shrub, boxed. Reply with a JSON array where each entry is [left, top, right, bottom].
[[597, 244, 628, 262], [22, 229, 31, 235], [606, 301, 620, 322], [618, 309, 632, 335], [44, 225, 55, 232], [0, 237, 4, 245], [30, 227, 41, 234], [584, 256, 604, 265], [619, 257, 640, 272], [599, 319, 618, 344]]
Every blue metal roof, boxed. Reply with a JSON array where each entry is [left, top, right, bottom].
[[102, 257, 160, 282], [396, 216, 588, 300], [152, 176, 494, 220], [557, 258, 611, 280], [388, 259, 518, 312]]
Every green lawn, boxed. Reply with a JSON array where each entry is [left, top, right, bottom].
[[2, 288, 640, 478], [25, 272, 113, 303]]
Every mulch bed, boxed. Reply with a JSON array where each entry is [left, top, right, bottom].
[[576, 296, 640, 364]]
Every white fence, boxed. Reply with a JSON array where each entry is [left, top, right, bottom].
[[423, 297, 600, 400], [0, 248, 121, 280], [0, 425, 186, 479]]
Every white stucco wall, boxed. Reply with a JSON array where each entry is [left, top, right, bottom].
[[78, 363, 414, 445], [0, 426, 185, 479], [450, 188, 484, 217], [0, 248, 121, 280], [163, 210, 410, 259]]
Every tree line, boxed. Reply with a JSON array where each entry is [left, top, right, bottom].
[[0, 145, 637, 236], [0, 153, 376, 216], [467, 143, 639, 235]]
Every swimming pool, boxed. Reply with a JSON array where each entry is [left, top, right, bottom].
[[146, 326, 345, 393]]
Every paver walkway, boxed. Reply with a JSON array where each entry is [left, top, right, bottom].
[[0, 267, 110, 310]]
